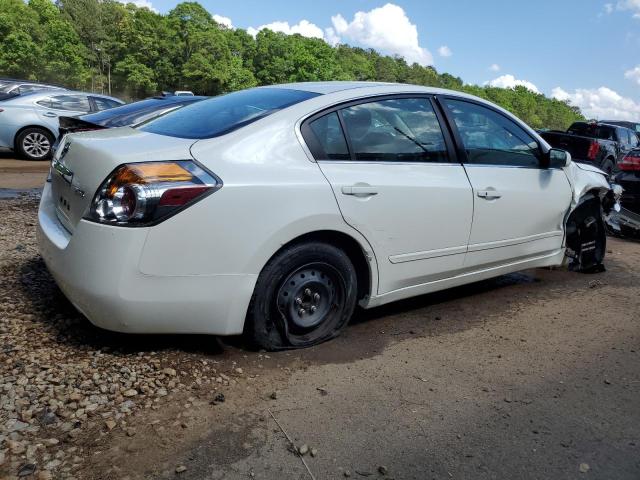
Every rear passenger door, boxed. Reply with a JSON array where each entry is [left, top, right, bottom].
[[302, 96, 474, 295], [36, 94, 91, 131]]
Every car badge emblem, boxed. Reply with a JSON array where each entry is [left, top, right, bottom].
[[59, 142, 71, 160]]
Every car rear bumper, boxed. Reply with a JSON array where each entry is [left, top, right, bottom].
[[37, 182, 256, 335]]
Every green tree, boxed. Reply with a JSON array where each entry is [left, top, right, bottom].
[[0, 0, 586, 128]]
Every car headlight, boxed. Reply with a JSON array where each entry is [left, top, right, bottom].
[[85, 160, 221, 226]]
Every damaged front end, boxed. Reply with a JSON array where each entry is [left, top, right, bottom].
[[564, 163, 622, 273], [606, 184, 640, 236]]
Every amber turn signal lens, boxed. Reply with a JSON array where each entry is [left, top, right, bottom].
[[107, 163, 193, 197]]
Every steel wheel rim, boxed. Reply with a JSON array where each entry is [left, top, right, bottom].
[[276, 262, 344, 331], [23, 132, 50, 158]]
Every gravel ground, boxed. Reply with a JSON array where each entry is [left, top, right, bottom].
[[0, 196, 264, 479], [1, 195, 639, 480]]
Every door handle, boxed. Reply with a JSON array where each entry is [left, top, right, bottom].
[[341, 185, 378, 197], [477, 189, 502, 200], [43, 112, 57, 117]]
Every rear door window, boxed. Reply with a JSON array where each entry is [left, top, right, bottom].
[[307, 112, 350, 160], [91, 97, 122, 111], [339, 97, 449, 163], [49, 95, 91, 112]]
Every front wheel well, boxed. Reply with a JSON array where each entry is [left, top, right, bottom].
[[566, 192, 606, 272], [263, 230, 373, 302]]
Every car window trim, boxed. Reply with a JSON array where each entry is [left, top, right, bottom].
[[88, 96, 99, 113], [300, 93, 459, 164], [435, 95, 547, 169]]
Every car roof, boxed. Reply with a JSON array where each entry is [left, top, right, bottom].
[[3, 90, 123, 104], [270, 81, 400, 94], [267, 81, 487, 102]]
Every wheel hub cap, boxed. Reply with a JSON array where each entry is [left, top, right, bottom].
[[23, 133, 50, 158], [277, 266, 336, 329]]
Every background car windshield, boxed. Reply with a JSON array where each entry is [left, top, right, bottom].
[[139, 88, 320, 139]]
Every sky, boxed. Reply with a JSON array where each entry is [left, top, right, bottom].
[[132, 0, 640, 121]]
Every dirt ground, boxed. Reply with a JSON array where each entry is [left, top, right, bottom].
[[0, 156, 49, 190], [0, 191, 639, 480]]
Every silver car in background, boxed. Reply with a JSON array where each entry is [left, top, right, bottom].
[[0, 90, 123, 160], [0, 81, 66, 100]]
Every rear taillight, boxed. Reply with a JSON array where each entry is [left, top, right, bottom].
[[619, 152, 640, 171], [85, 161, 221, 226], [587, 141, 600, 160]]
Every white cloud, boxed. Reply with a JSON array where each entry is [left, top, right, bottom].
[[212, 14, 233, 29], [437, 45, 452, 58], [330, 3, 433, 66], [604, 3, 614, 13], [324, 27, 341, 46], [625, 65, 640, 84], [119, 0, 158, 13], [552, 86, 640, 120], [247, 20, 325, 40], [489, 63, 501, 72], [616, 0, 640, 18], [486, 74, 540, 93]]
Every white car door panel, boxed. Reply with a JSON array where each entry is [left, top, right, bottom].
[[463, 165, 571, 267], [303, 97, 474, 294], [319, 162, 473, 293], [440, 97, 573, 269]]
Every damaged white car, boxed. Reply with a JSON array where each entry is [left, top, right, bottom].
[[37, 82, 619, 350]]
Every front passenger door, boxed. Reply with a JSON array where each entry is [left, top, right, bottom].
[[440, 97, 573, 269]]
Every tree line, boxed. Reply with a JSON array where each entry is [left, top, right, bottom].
[[0, 0, 583, 129]]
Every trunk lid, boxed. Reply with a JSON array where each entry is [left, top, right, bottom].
[[50, 127, 197, 233]]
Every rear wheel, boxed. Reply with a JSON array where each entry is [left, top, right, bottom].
[[16, 128, 54, 161], [245, 242, 358, 350]]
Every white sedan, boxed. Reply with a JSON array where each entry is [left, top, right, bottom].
[[37, 82, 617, 350]]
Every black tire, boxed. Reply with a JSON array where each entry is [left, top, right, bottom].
[[245, 242, 358, 350], [16, 127, 54, 161], [566, 198, 606, 273], [600, 158, 615, 177]]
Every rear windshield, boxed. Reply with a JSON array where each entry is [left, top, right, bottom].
[[138, 88, 320, 139], [81, 98, 204, 127], [568, 123, 616, 141]]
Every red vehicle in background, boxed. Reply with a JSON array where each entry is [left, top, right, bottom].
[[610, 149, 640, 236]]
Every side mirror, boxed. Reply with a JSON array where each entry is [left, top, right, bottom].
[[542, 148, 571, 169]]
